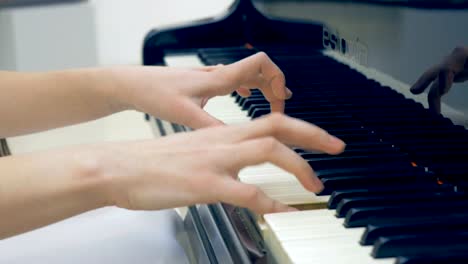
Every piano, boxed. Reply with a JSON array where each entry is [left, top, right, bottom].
[[142, 0, 468, 263]]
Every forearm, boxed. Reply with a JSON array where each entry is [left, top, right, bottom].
[[0, 69, 128, 137], [0, 147, 109, 239]]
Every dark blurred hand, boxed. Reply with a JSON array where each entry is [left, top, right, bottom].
[[410, 46, 468, 114]]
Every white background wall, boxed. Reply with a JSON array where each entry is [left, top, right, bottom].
[[0, 0, 234, 69], [1, 1, 467, 110], [90, 0, 233, 65]]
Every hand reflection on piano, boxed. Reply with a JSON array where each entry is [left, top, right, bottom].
[[411, 46, 468, 114]]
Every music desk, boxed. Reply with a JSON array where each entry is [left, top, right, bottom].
[[0, 111, 189, 264]]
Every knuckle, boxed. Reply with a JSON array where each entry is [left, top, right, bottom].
[[277, 70, 286, 81], [264, 113, 284, 135], [256, 51, 269, 61], [428, 85, 440, 97], [308, 124, 325, 139], [439, 67, 452, 76], [267, 112, 285, 124], [453, 46, 466, 55], [259, 136, 279, 153]]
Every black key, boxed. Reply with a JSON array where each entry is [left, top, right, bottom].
[[361, 216, 468, 245], [307, 153, 410, 171], [328, 183, 448, 209], [372, 231, 468, 258], [320, 173, 433, 196], [336, 192, 468, 218], [396, 254, 468, 264], [317, 164, 421, 178], [300, 146, 399, 159], [345, 200, 468, 227]]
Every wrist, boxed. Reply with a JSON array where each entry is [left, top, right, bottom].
[[70, 148, 115, 209], [89, 67, 134, 114]]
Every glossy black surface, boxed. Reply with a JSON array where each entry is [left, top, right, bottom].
[[194, 45, 468, 263]]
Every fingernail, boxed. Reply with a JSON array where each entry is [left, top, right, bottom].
[[312, 173, 324, 193], [285, 88, 293, 99], [329, 135, 344, 145], [328, 135, 346, 154], [314, 180, 324, 193]]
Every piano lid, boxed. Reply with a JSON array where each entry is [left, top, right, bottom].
[[143, 0, 468, 118], [261, 0, 468, 9], [257, 0, 468, 116]]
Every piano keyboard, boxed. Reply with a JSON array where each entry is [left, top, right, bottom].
[[158, 46, 468, 264]]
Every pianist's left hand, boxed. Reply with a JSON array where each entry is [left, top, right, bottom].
[[410, 46, 468, 114], [0, 52, 289, 137]]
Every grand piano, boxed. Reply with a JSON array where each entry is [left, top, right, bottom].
[[142, 1, 468, 263]]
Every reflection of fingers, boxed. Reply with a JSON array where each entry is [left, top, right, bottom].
[[410, 66, 439, 94], [428, 79, 441, 114], [439, 69, 454, 95], [454, 69, 468, 82], [218, 179, 295, 214], [229, 137, 321, 192]]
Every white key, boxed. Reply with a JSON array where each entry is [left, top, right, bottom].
[[239, 164, 329, 205], [264, 210, 396, 264]]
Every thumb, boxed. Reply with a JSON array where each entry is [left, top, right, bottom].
[[410, 67, 438, 94], [216, 179, 297, 215], [180, 100, 224, 129]]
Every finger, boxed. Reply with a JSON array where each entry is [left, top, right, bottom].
[[427, 78, 441, 114], [285, 86, 293, 99], [410, 66, 439, 94], [236, 87, 252, 97], [217, 179, 297, 214], [428, 70, 454, 114], [230, 52, 288, 112], [242, 114, 346, 155], [257, 76, 285, 112], [256, 52, 288, 100], [195, 113, 345, 155], [228, 137, 323, 192], [454, 69, 468, 82], [254, 52, 288, 113], [439, 69, 454, 95], [178, 100, 224, 129]]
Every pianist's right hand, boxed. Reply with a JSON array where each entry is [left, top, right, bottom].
[[0, 114, 345, 239], [410, 46, 468, 114]]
